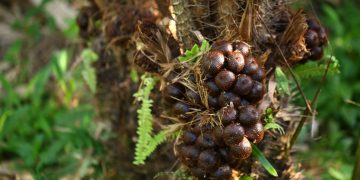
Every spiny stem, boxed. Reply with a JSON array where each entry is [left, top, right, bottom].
[[287, 1, 334, 151], [172, 0, 196, 50], [289, 56, 332, 149], [257, 12, 335, 153]]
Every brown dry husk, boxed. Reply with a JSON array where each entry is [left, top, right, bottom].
[[134, 0, 309, 179]]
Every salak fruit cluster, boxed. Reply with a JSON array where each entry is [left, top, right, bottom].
[[163, 41, 266, 179], [303, 18, 328, 61]]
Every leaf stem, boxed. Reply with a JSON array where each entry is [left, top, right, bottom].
[[257, 13, 333, 152], [289, 57, 332, 150]]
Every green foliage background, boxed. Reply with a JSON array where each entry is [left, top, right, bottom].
[[294, 1, 360, 179], [0, 1, 105, 178]]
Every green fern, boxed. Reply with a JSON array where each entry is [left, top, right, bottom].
[[294, 54, 340, 79], [275, 67, 290, 96], [133, 74, 167, 165]]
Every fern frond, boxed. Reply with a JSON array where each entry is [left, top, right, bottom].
[[275, 67, 290, 96], [144, 131, 167, 157], [293, 55, 340, 79], [133, 74, 167, 165]]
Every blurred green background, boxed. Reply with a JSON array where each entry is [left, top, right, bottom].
[[295, 1, 360, 179], [0, 0, 106, 178], [0, 0, 359, 179]]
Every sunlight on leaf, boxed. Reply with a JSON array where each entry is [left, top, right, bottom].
[[0, 112, 9, 134], [63, 18, 79, 39], [328, 167, 347, 180], [179, 40, 210, 62], [130, 69, 139, 83], [251, 143, 278, 177], [264, 108, 285, 134], [82, 68, 97, 94], [51, 50, 68, 92], [294, 49, 340, 79], [81, 49, 98, 64], [200, 40, 210, 51], [240, 176, 252, 180], [275, 67, 290, 95], [80, 49, 98, 94], [53, 50, 68, 78]]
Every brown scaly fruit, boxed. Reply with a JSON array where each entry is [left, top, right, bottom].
[[162, 41, 267, 178], [303, 18, 328, 61]]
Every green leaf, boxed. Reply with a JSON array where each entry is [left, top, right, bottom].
[[1, 105, 31, 138], [54, 106, 94, 126], [179, 40, 210, 62], [27, 64, 52, 101], [34, 117, 53, 138], [130, 68, 139, 83], [39, 140, 66, 166], [80, 49, 98, 93], [275, 67, 290, 95], [52, 50, 68, 80], [82, 67, 97, 94], [240, 176, 252, 180], [51, 50, 69, 92], [0, 74, 19, 106], [328, 167, 347, 180], [63, 18, 80, 39], [263, 108, 273, 123], [264, 123, 285, 135], [179, 44, 199, 62], [81, 49, 98, 65], [263, 108, 285, 134], [251, 143, 278, 177], [322, 4, 344, 36], [0, 111, 9, 134], [4, 40, 22, 64], [200, 40, 210, 52], [191, 44, 200, 55], [293, 54, 340, 79]]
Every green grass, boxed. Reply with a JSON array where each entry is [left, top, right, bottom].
[[0, 1, 104, 178]]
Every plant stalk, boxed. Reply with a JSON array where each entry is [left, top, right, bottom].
[[288, 58, 332, 150], [172, 0, 196, 50]]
